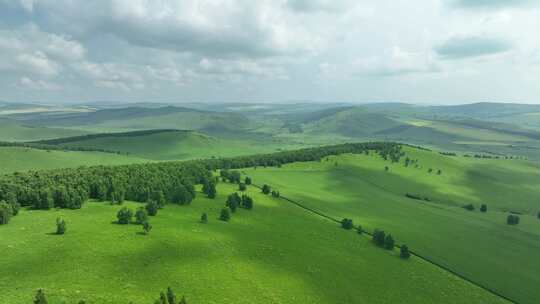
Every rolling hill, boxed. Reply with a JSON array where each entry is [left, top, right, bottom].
[[0, 182, 510, 304], [242, 146, 540, 304], [0, 118, 87, 142]]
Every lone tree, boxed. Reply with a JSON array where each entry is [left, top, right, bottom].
[[507, 214, 520, 225], [384, 234, 395, 250], [241, 195, 254, 210], [220, 208, 231, 222], [116, 207, 133, 224], [56, 217, 66, 235], [341, 218, 353, 230], [244, 176, 252, 185], [226, 193, 240, 213], [202, 179, 217, 199], [373, 229, 386, 247], [262, 184, 271, 195], [166, 287, 176, 304], [33, 289, 48, 304], [146, 200, 159, 216], [400, 245, 411, 259], [480, 204, 487, 213], [0, 201, 12, 225], [135, 207, 148, 225], [142, 221, 152, 235], [200, 213, 208, 223]]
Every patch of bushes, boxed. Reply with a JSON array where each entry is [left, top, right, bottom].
[[507, 214, 520, 225], [462, 204, 475, 211]]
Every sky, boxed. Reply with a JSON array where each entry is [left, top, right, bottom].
[[0, 0, 539, 105]]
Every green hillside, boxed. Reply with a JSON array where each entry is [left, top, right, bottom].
[[0, 182, 509, 304], [242, 147, 540, 304], [42, 130, 300, 161], [0, 119, 86, 142], [21, 106, 251, 134], [0, 147, 148, 174]]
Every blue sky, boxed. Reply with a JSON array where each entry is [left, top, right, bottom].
[[0, 0, 539, 104]]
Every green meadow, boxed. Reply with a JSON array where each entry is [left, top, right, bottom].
[[0, 147, 148, 174], [243, 147, 540, 304], [0, 183, 509, 304]]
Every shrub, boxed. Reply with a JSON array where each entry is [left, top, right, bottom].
[[146, 201, 159, 216], [142, 221, 152, 234], [56, 218, 66, 235], [537, 212, 540, 219], [200, 213, 208, 223], [462, 204, 475, 211], [220, 208, 231, 222], [356, 225, 363, 235], [238, 183, 247, 191], [244, 177, 252, 185], [33, 289, 48, 304], [400, 245, 411, 259], [0, 201, 12, 225], [480, 204, 487, 213], [271, 190, 280, 198], [341, 218, 353, 230], [116, 207, 133, 224], [507, 214, 520, 225], [167, 287, 176, 304], [135, 207, 148, 225]]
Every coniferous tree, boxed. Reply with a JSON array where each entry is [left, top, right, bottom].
[[117, 207, 133, 224], [220, 208, 231, 222], [146, 200, 159, 216], [384, 234, 395, 250], [33, 289, 48, 304], [56, 217, 66, 235], [400, 245, 411, 259], [135, 207, 148, 224], [244, 176, 252, 185], [167, 287, 176, 304]]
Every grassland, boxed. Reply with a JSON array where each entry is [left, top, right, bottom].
[[0, 119, 86, 142], [0, 182, 509, 304], [243, 147, 540, 304], [50, 130, 300, 161], [0, 147, 148, 174]]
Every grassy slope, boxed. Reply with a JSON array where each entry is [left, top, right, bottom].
[[55, 131, 298, 161], [243, 148, 540, 304], [0, 147, 148, 174], [0, 119, 86, 142], [0, 183, 508, 304]]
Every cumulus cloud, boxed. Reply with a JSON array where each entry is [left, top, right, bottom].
[[435, 36, 513, 59]]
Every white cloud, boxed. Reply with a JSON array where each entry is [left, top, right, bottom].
[[352, 47, 440, 77], [16, 77, 61, 90], [15, 51, 60, 76]]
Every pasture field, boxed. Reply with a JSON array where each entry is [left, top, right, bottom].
[[0, 183, 509, 304], [243, 147, 540, 304], [0, 147, 148, 174]]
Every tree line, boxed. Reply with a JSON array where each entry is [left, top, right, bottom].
[[0, 142, 402, 225]]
